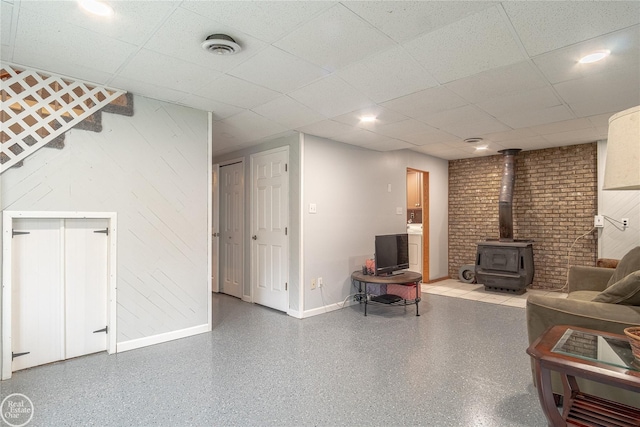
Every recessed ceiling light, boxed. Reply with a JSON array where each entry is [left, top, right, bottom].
[[79, 0, 114, 16], [579, 50, 610, 64], [360, 115, 377, 123]]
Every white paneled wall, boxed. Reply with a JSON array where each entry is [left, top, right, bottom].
[[0, 95, 209, 345], [597, 140, 640, 258]]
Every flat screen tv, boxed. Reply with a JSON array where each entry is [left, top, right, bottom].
[[374, 233, 409, 276]]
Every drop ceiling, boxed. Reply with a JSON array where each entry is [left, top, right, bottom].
[[1, 1, 639, 160]]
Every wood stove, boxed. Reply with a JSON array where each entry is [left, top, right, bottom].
[[475, 149, 534, 294]]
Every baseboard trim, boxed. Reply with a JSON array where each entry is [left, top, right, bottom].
[[302, 299, 358, 318], [116, 323, 210, 353], [287, 309, 303, 319]]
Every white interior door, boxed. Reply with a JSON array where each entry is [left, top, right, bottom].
[[64, 218, 108, 359], [251, 147, 289, 312], [11, 218, 65, 371], [212, 164, 220, 293], [219, 161, 244, 299]]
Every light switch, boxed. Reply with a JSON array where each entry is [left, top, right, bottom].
[[387, 184, 392, 192], [396, 207, 403, 215], [309, 203, 317, 214]]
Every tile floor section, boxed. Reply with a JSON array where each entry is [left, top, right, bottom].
[[421, 278, 568, 308]]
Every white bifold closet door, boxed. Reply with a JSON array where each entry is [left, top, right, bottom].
[[11, 218, 108, 372]]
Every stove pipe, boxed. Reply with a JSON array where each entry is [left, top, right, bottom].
[[498, 149, 521, 242]]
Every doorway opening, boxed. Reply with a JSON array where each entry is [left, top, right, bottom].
[[406, 169, 429, 281]]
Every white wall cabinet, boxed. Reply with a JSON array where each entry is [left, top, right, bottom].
[[408, 233, 422, 274]]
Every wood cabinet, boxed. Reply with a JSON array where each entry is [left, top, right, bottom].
[[407, 170, 422, 209]]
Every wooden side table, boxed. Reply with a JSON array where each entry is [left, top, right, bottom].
[[526, 325, 640, 426], [351, 270, 422, 316]]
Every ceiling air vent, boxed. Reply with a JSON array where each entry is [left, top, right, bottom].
[[201, 34, 241, 55]]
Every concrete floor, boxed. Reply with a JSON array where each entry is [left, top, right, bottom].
[[0, 292, 549, 426]]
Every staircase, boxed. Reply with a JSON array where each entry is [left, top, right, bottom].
[[1, 64, 131, 173]]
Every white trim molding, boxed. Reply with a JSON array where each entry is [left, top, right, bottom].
[[116, 324, 210, 353]]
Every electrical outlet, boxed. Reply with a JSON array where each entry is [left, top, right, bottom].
[[311, 279, 316, 290], [318, 277, 323, 288], [594, 215, 604, 228], [622, 218, 629, 228]]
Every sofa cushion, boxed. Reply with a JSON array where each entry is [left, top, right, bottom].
[[607, 246, 640, 287], [594, 271, 640, 305]]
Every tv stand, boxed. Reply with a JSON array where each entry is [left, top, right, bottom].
[[351, 270, 422, 316]]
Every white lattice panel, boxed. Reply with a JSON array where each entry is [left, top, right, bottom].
[[1, 63, 125, 173]]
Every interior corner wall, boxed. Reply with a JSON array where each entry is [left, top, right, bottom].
[[302, 135, 448, 313], [449, 143, 598, 290], [0, 95, 210, 344], [597, 140, 640, 258], [212, 133, 301, 313]]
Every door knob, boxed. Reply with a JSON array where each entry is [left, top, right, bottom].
[[252, 235, 257, 240]]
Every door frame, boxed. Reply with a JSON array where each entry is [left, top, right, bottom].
[[2, 211, 117, 380], [249, 146, 290, 311]]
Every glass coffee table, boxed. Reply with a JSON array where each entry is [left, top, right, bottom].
[[527, 325, 640, 426]]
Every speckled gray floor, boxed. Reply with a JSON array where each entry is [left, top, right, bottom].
[[0, 293, 547, 426]]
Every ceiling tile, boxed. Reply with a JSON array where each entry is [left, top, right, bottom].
[[118, 49, 222, 94], [568, 90, 640, 118], [338, 45, 438, 103], [543, 128, 601, 145], [143, 7, 268, 73], [228, 46, 329, 93], [180, 1, 332, 43], [374, 119, 437, 139], [528, 118, 593, 136], [476, 87, 561, 118], [18, 0, 179, 45], [12, 7, 136, 75], [252, 96, 326, 129], [332, 128, 392, 146], [1, 1, 14, 49], [218, 110, 287, 143], [288, 75, 373, 118], [175, 94, 244, 119], [399, 128, 459, 146], [411, 144, 468, 160], [498, 105, 575, 129], [480, 128, 538, 143], [402, 6, 525, 84], [343, 1, 497, 43], [380, 86, 468, 118], [108, 75, 187, 104], [196, 75, 281, 109], [273, 3, 395, 72], [586, 113, 615, 129], [364, 138, 416, 152], [445, 61, 549, 104], [503, 1, 640, 57], [534, 25, 640, 84], [553, 66, 640, 105], [420, 105, 511, 138], [296, 120, 356, 139]]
